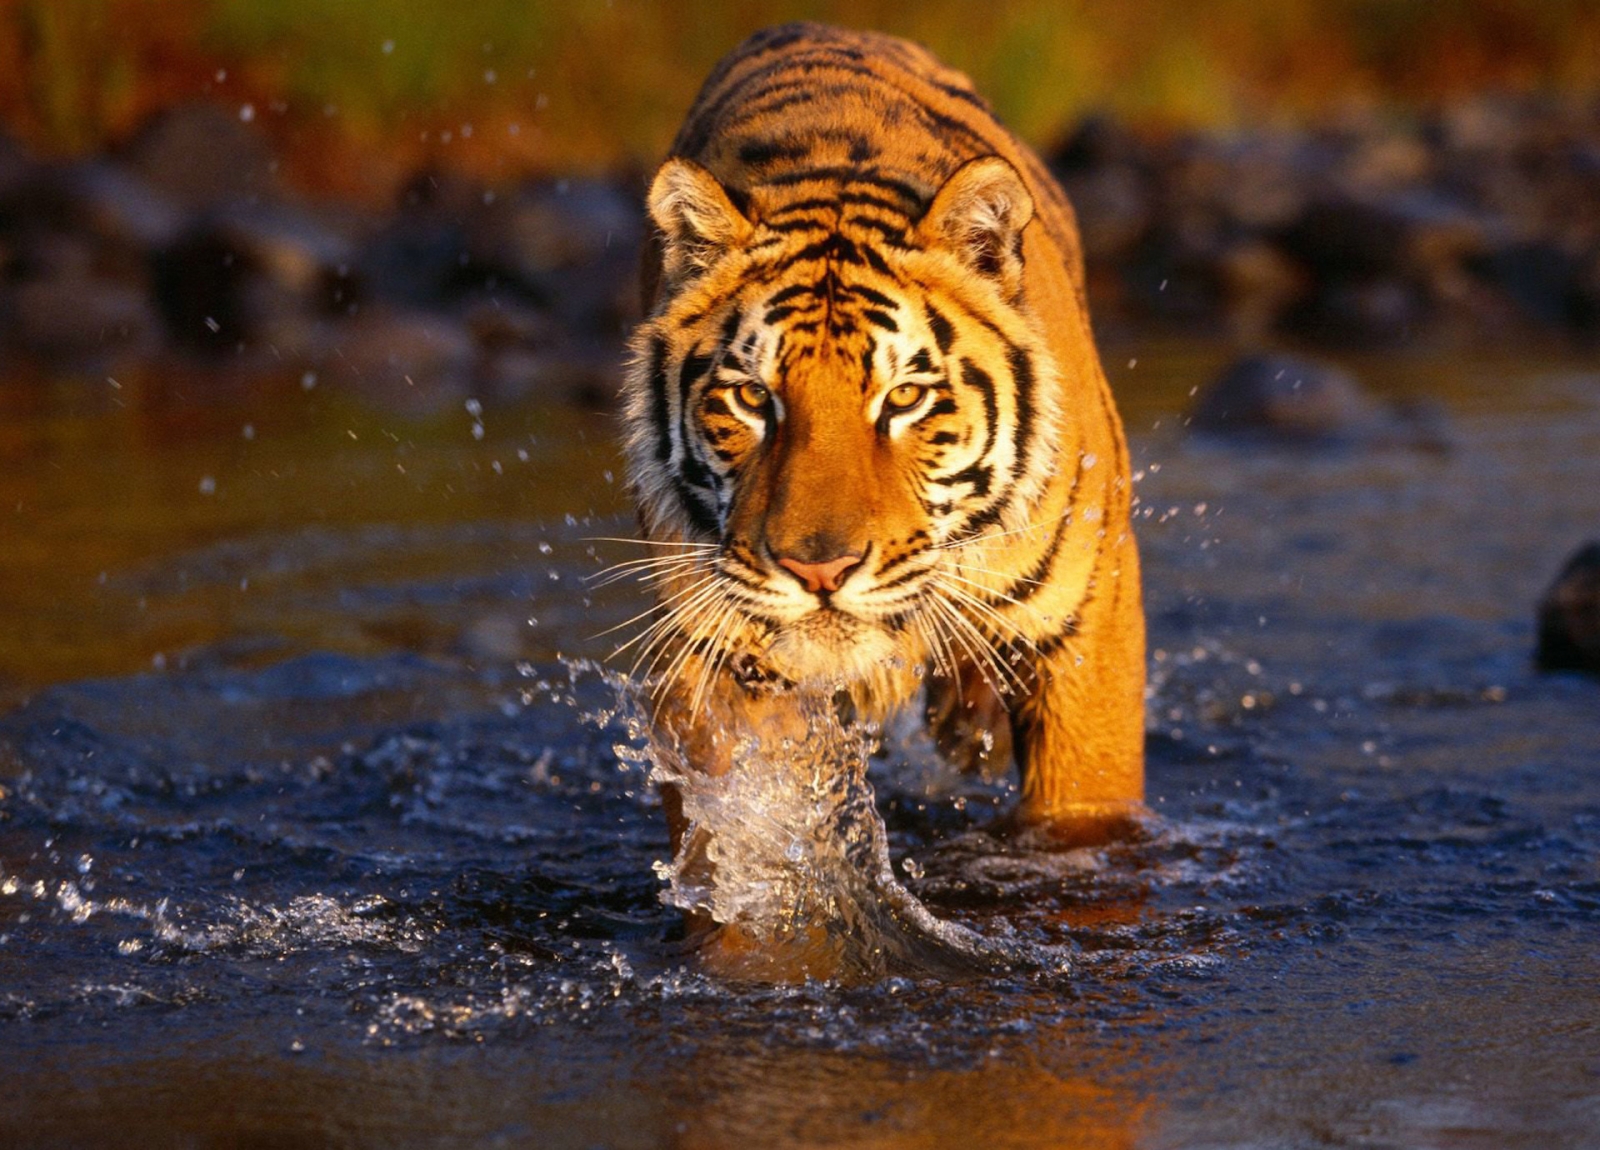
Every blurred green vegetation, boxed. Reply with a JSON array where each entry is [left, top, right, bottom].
[[4, 0, 1600, 198]]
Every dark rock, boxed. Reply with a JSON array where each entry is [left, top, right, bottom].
[[355, 213, 472, 310], [462, 177, 643, 335], [457, 296, 620, 407], [351, 166, 487, 309], [1189, 353, 1381, 443], [1051, 119, 1156, 265], [476, 341, 623, 409], [120, 103, 278, 210], [1052, 114, 1152, 174], [1125, 219, 1228, 324], [1057, 162, 1152, 264], [1190, 352, 1454, 450], [1215, 240, 1307, 343], [153, 200, 357, 354], [1279, 198, 1413, 280], [320, 305, 477, 413], [1469, 241, 1587, 329], [1281, 276, 1429, 346], [1, 273, 162, 366], [0, 160, 185, 279], [1536, 543, 1600, 674], [0, 132, 34, 199]]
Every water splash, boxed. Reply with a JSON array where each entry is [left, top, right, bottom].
[[602, 671, 1073, 983]]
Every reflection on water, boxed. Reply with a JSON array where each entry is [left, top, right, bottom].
[[3, 344, 1600, 1148]]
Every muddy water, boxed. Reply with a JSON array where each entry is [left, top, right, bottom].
[[3, 344, 1599, 1148]]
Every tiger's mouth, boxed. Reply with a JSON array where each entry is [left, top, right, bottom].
[[757, 603, 906, 686]]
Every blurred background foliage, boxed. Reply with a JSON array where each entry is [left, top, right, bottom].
[[3, 0, 1600, 201]]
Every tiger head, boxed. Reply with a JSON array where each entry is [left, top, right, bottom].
[[623, 156, 1064, 691]]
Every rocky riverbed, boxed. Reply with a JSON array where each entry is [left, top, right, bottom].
[[3, 94, 1598, 411]]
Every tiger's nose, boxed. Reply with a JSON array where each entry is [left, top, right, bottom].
[[776, 552, 863, 594]]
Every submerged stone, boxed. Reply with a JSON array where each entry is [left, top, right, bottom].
[[1536, 542, 1600, 674], [1188, 352, 1451, 450]]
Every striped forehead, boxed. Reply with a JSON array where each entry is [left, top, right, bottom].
[[729, 268, 919, 379]]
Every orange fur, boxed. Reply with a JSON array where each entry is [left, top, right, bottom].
[[621, 23, 1144, 846]]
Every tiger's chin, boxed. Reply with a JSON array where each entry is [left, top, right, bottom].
[[759, 611, 905, 690]]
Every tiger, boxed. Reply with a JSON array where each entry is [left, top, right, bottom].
[[619, 23, 1146, 879]]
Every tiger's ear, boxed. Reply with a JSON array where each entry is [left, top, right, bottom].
[[917, 156, 1034, 300], [647, 158, 753, 287]]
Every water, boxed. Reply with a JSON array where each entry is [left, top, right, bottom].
[[3, 344, 1600, 1147]]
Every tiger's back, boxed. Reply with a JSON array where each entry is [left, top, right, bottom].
[[655, 25, 1088, 305], [626, 23, 1144, 833]]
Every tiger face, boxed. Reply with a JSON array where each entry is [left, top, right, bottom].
[[625, 157, 1063, 689]]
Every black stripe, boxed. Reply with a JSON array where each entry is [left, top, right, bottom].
[[765, 217, 830, 234], [862, 308, 899, 332], [925, 304, 955, 353], [846, 284, 897, 309], [767, 197, 839, 219], [939, 462, 993, 497], [838, 188, 913, 214], [935, 80, 990, 112], [876, 563, 930, 591], [861, 245, 893, 275], [845, 215, 909, 243], [767, 282, 816, 304], [764, 166, 926, 205], [1006, 346, 1036, 483], [676, 348, 715, 493], [648, 336, 671, 464], [738, 138, 811, 166], [1004, 458, 1086, 603], [792, 234, 864, 265], [958, 357, 999, 462], [672, 477, 719, 535]]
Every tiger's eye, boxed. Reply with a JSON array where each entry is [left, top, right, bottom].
[[735, 382, 770, 411], [884, 383, 926, 411]]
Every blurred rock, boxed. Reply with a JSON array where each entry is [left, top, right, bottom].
[[1189, 353, 1380, 443], [463, 177, 643, 335], [354, 166, 484, 309], [1, 273, 162, 367], [0, 132, 29, 196], [321, 305, 477, 414], [1282, 276, 1429, 346], [1215, 240, 1306, 343], [458, 295, 620, 406], [1188, 352, 1450, 451], [1536, 542, 1600, 674], [1469, 241, 1587, 329], [1050, 116, 1155, 264], [120, 103, 279, 210], [0, 160, 184, 280], [153, 200, 356, 354]]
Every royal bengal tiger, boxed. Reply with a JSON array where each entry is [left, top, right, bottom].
[[619, 23, 1145, 873]]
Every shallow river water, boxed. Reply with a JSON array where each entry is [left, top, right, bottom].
[[2, 342, 1598, 1148]]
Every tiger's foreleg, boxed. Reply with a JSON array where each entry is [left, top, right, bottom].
[[1008, 535, 1147, 841]]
